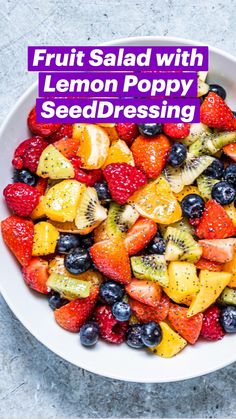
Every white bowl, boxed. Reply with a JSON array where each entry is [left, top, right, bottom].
[[1, 36, 236, 383]]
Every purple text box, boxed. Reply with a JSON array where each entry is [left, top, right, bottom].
[[36, 97, 200, 124], [28, 46, 208, 71], [38, 71, 198, 98]]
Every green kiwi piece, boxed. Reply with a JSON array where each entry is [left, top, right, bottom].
[[189, 131, 236, 156], [131, 255, 169, 287], [218, 287, 236, 306], [181, 154, 214, 186], [106, 202, 139, 239], [197, 175, 218, 199], [182, 123, 211, 146], [164, 227, 202, 263], [212, 131, 236, 150], [164, 165, 183, 193], [47, 273, 91, 300]]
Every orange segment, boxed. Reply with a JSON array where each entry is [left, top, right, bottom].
[[102, 139, 134, 168], [128, 177, 182, 224], [77, 125, 110, 169]]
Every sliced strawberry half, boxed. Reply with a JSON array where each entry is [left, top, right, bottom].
[[22, 257, 49, 294], [168, 304, 203, 344], [195, 200, 236, 239], [199, 238, 236, 263], [129, 294, 170, 323], [200, 92, 236, 131], [126, 280, 161, 307], [195, 258, 224, 272], [124, 217, 157, 256]]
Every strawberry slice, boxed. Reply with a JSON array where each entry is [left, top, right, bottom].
[[223, 143, 236, 161], [195, 258, 224, 272], [200, 92, 236, 131], [168, 304, 203, 344], [35, 178, 48, 195], [28, 107, 61, 137], [90, 239, 131, 284], [162, 123, 190, 139], [22, 257, 49, 294], [54, 137, 80, 159], [195, 200, 236, 239], [199, 238, 236, 263], [131, 134, 171, 179], [54, 285, 99, 332], [125, 280, 161, 307], [129, 294, 170, 323], [1, 216, 34, 266], [124, 217, 157, 255]]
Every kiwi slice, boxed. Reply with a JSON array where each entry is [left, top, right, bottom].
[[218, 287, 236, 306], [164, 165, 183, 193], [164, 227, 202, 263], [47, 273, 91, 300], [197, 175, 218, 199], [160, 218, 195, 236], [212, 131, 236, 150], [75, 187, 107, 234], [106, 202, 139, 239], [189, 131, 236, 156], [131, 255, 168, 286], [182, 123, 211, 146]]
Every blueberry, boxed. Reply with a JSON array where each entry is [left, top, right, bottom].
[[99, 281, 124, 305], [138, 124, 162, 137], [211, 181, 236, 205], [64, 247, 92, 274], [126, 324, 144, 349], [220, 306, 236, 333], [13, 169, 37, 186], [141, 322, 162, 347], [48, 292, 66, 310], [80, 322, 100, 346], [57, 233, 81, 254], [181, 194, 205, 218], [82, 234, 94, 249], [146, 231, 166, 255], [224, 164, 236, 187], [112, 301, 131, 321], [209, 84, 226, 100], [233, 111, 236, 118], [94, 182, 111, 204], [167, 143, 187, 167], [203, 159, 224, 179]]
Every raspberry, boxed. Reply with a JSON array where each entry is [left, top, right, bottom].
[[12, 136, 48, 173], [94, 305, 128, 344], [47, 124, 73, 143], [162, 123, 190, 139], [116, 123, 139, 144], [103, 163, 147, 205], [200, 306, 225, 341], [3, 183, 41, 217], [28, 107, 61, 137]]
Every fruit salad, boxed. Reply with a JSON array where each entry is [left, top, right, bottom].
[[2, 73, 236, 358]]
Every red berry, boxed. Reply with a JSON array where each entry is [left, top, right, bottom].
[[1, 216, 34, 266], [22, 257, 49, 294], [116, 123, 139, 144], [195, 200, 236, 239], [3, 183, 40, 217], [200, 306, 225, 341], [163, 123, 190, 139], [12, 136, 48, 173], [73, 166, 103, 186], [129, 294, 170, 323], [103, 163, 147, 205], [47, 124, 73, 143], [94, 305, 128, 344], [189, 217, 201, 227], [200, 92, 236, 131], [195, 258, 224, 272], [28, 107, 61, 137]]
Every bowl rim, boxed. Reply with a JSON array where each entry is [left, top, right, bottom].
[[1, 35, 236, 383]]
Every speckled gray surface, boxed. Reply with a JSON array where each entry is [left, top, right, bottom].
[[0, 1, 236, 418]]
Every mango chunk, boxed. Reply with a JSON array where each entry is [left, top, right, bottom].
[[164, 261, 200, 305], [224, 252, 236, 288], [149, 322, 187, 358], [32, 221, 59, 256]]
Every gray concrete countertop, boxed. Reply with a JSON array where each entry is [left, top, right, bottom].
[[0, 1, 236, 417]]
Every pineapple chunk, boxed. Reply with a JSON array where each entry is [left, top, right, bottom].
[[37, 144, 74, 179], [224, 252, 236, 288], [32, 221, 59, 256], [164, 261, 200, 305], [44, 180, 85, 222], [188, 270, 232, 317], [149, 322, 187, 358]]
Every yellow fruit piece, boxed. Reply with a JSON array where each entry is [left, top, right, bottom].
[[149, 322, 187, 358], [224, 203, 236, 227], [103, 126, 119, 142], [174, 186, 202, 202], [77, 125, 110, 169], [49, 220, 81, 233], [36, 145, 74, 179], [164, 261, 200, 305], [224, 252, 236, 287], [98, 123, 115, 127], [102, 139, 134, 167], [72, 123, 87, 140], [44, 180, 85, 222], [93, 220, 109, 243], [32, 221, 59, 256], [31, 197, 46, 220], [49, 256, 103, 284], [128, 177, 182, 224], [188, 270, 232, 317], [75, 187, 107, 234]]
